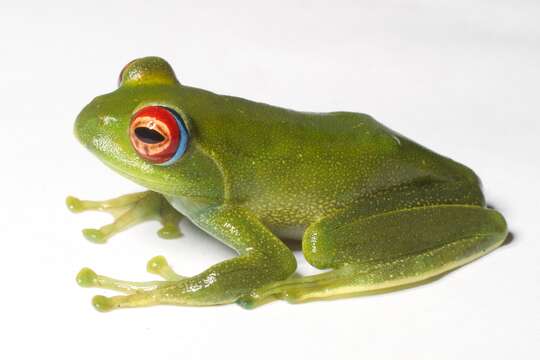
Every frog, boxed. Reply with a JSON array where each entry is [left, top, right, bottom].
[[68, 56, 508, 312]]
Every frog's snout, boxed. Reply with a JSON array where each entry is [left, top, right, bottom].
[[74, 100, 99, 148]]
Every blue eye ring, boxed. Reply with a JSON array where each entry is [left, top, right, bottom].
[[158, 106, 189, 166]]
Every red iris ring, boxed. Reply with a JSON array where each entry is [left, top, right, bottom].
[[129, 106, 180, 164]]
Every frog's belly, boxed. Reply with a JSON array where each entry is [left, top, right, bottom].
[[266, 224, 307, 241], [166, 195, 307, 241]]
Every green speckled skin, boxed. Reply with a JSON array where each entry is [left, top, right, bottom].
[[69, 57, 507, 311]]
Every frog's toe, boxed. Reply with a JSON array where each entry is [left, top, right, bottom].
[[66, 196, 84, 213], [235, 290, 279, 309], [157, 225, 182, 239], [146, 255, 185, 280], [82, 228, 108, 244], [235, 295, 258, 310], [92, 295, 114, 312], [76, 267, 99, 288], [146, 255, 169, 274], [89, 290, 177, 312], [76, 266, 174, 297]]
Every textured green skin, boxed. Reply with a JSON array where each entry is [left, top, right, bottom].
[[72, 57, 507, 310]]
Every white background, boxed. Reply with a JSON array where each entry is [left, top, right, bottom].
[[1, 1, 539, 359]]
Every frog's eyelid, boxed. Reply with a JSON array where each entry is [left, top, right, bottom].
[[159, 107, 189, 166], [118, 60, 136, 87]]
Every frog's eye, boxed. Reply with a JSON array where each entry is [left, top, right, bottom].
[[117, 60, 135, 87], [129, 106, 188, 165]]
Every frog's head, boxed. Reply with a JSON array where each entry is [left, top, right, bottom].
[[75, 57, 223, 200]]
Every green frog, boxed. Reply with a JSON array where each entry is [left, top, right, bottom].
[[68, 56, 507, 311]]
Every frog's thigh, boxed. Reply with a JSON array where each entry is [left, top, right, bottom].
[[278, 205, 506, 303], [304, 205, 506, 269]]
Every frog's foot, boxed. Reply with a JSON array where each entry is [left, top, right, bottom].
[[66, 191, 183, 243], [76, 255, 187, 312]]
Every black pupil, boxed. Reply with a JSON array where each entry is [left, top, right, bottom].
[[134, 127, 166, 144]]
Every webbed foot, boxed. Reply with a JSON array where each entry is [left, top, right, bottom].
[[67, 191, 183, 243], [76, 255, 185, 312]]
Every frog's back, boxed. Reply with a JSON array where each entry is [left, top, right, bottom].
[[181, 86, 483, 226], [182, 85, 403, 160]]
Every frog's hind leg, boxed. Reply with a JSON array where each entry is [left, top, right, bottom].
[[238, 205, 507, 308], [66, 191, 183, 243]]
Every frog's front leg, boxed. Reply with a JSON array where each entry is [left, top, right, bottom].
[[77, 206, 297, 311], [66, 191, 183, 243], [239, 205, 507, 308]]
